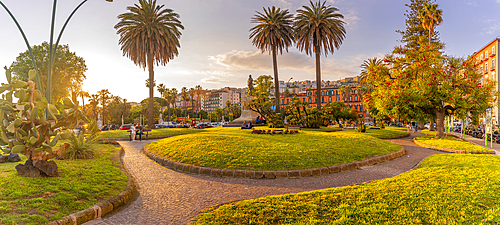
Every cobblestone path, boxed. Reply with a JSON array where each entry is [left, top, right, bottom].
[[86, 132, 446, 225]]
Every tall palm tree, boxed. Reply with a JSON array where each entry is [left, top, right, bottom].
[[115, 0, 184, 128], [163, 88, 172, 121], [294, 1, 346, 111], [180, 87, 189, 117], [195, 85, 203, 116], [359, 58, 383, 88], [157, 83, 166, 118], [189, 87, 196, 118], [250, 6, 293, 113], [339, 85, 351, 103], [419, 3, 442, 46], [170, 87, 178, 118], [89, 94, 100, 121], [79, 90, 90, 112]]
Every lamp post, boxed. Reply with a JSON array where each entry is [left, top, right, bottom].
[[0, 0, 113, 103]]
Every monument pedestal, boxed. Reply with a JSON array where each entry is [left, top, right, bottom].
[[224, 110, 261, 127]]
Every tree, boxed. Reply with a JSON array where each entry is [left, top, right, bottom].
[[195, 85, 203, 117], [97, 89, 112, 125], [157, 83, 166, 116], [396, 0, 440, 49], [419, 3, 442, 46], [115, 0, 184, 128], [79, 90, 90, 112], [89, 94, 100, 121], [359, 58, 384, 89], [294, 1, 346, 112], [339, 85, 351, 102], [250, 6, 293, 113], [9, 42, 87, 103], [189, 87, 196, 118], [180, 87, 189, 117]]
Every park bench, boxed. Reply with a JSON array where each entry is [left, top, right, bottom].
[[127, 128, 152, 141], [285, 124, 302, 131]]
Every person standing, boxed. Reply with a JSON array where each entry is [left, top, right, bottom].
[[130, 123, 136, 141]]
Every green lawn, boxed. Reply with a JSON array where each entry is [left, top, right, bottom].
[[97, 128, 203, 139], [345, 126, 409, 138], [301, 126, 342, 132], [0, 144, 128, 225], [415, 135, 490, 152], [147, 127, 401, 171], [194, 154, 500, 224]]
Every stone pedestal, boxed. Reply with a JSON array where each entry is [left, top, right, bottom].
[[225, 110, 261, 127]]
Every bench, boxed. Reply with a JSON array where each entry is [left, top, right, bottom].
[[127, 129, 152, 141], [285, 125, 302, 131]]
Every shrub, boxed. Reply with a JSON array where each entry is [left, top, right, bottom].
[[356, 124, 367, 133]]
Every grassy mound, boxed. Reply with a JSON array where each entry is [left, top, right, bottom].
[[416, 130, 489, 152], [147, 127, 401, 171], [0, 144, 127, 225], [194, 154, 500, 224], [346, 126, 409, 138]]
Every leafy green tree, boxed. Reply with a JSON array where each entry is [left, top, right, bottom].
[[9, 42, 87, 103], [115, 0, 184, 128], [248, 75, 275, 123], [294, 1, 346, 112], [396, 0, 440, 49], [339, 85, 351, 102], [250, 6, 294, 112]]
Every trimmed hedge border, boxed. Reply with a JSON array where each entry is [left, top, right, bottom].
[[142, 146, 406, 179], [413, 137, 496, 154], [377, 132, 411, 140], [45, 145, 137, 225]]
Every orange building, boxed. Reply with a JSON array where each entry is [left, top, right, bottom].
[[279, 86, 365, 118], [473, 38, 500, 123]]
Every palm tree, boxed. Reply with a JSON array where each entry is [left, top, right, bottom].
[[294, 1, 346, 112], [145, 78, 156, 88], [250, 6, 294, 113], [157, 83, 166, 118], [180, 87, 189, 117], [359, 58, 383, 88], [170, 87, 178, 118], [115, 0, 184, 128], [419, 3, 442, 46], [89, 94, 100, 121], [339, 85, 351, 103], [79, 90, 90, 112], [189, 87, 196, 118], [195, 85, 203, 117]]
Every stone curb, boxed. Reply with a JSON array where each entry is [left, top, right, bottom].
[[143, 145, 406, 179], [413, 137, 496, 154], [377, 132, 411, 140], [45, 145, 137, 225]]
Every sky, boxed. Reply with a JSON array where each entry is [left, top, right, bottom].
[[0, 0, 499, 103]]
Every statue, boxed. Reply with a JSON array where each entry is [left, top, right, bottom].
[[247, 75, 254, 96]]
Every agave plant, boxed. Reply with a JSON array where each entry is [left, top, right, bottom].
[[0, 69, 86, 177]]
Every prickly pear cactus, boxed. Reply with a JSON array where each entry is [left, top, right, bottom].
[[1, 68, 86, 177]]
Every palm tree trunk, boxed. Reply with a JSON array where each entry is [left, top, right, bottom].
[[315, 44, 322, 112], [147, 52, 155, 128], [272, 46, 280, 113]]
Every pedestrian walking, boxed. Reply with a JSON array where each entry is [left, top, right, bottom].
[[130, 123, 136, 141]]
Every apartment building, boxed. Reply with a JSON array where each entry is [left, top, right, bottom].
[[201, 88, 241, 112], [473, 37, 500, 123]]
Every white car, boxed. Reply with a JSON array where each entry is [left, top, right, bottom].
[[365, 122, 374, 126]]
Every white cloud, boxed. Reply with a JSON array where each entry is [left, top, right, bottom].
[[343, 9, 359, 27]]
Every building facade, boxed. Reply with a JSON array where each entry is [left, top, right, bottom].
[[201, 88, 241, 112], [473, 38, 500, 123], [279, 86, 365, 118]]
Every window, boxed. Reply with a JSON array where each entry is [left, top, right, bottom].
[[287, 99, 289, 104], [349, 96, 352, 101], [486, 63, 488, 72], [481, 55, 483, 61], [493, 59, 495, 70], [477, 57, 480, 64], [315, 91, 317, 96], [360, 105, 363, 111], [481, 65, 483, 74], [486, 51, 488, 59], [322, 91, 324, 95], [336, 90, 339, 95], [308, 98, 311, 103], [355, 96, 358, 101], [303, 98, 305, 102], [322, 97, 324, 103], [336, 96, 339, 101], [329, 96, 332, 102], [493, 46, 496, 55], [282, 99, 285, 104]]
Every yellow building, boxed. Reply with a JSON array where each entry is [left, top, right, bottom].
[[473, 37, 500, 123]]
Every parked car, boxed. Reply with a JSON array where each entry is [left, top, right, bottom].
[[365, 122, 374, 126], [155, 124, 168, 129], [120, 124, 132, 130], [194, 123, 213, 129]]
